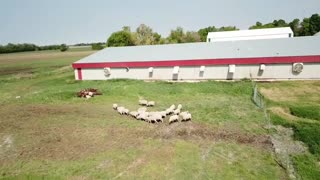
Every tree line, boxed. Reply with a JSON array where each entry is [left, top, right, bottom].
[[249, 14, 320, 36], [0, 43, 69, 54], [1, 13, 319, 53], [107, 13, 320, 47]]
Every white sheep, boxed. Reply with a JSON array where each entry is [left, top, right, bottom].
[[165, 108, 171, 115], [137, 107, 147, 113], [181, 112, 192, 121], [169, 104, 175, 110], [117, 107, 125, 114], [123, 108, 129, 115], [177, 104, 182, 110], [149, 112, 163, 122], [113, 104, 118, 110], [137, 113, 148, 121], [147, 101, 155, 107], [147, 111, 156, 116], [146, 116, 157, 123], [129, 111, 139, 118], [173, 108, 180, 115], [85, 95, 92, 99], [166, 108, 175, 115], [180, 111, 189, 117], [169, 115, 179, 124], [88, 92, 94, 96], [153, 114, 163, 123], [139, 99, 148, 106], [159, 111, 167, 118]]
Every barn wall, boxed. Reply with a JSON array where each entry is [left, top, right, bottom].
[[78, 63, 320, 80]]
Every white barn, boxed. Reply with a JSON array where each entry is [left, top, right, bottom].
[[72, 36, 320, 81], [207, 27, 293, 42]]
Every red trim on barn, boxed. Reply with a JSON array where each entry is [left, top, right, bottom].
[[77, 68, 82, 80], [72, 55, 320, 69]]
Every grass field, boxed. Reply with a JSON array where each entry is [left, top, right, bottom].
[[260, 81, 320, 179], [0, 50, 318, 179]]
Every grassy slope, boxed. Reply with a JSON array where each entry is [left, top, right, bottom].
[[0, 50, 285, 179], [259, 81, 320, 179]]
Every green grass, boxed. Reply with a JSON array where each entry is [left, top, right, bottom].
[[292, 122, 320, 158], [293, 154, 320, 180], [289, 105, 320, 121], [1, 50, 319, 179], [260, 81, 320, 179]]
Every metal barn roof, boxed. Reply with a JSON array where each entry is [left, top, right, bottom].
[[74, 36, 320, 65]]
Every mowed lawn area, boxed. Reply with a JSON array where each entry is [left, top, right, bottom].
[[0, 50, 318, 179]]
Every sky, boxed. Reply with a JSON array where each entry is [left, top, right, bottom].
[[1, 0, 319, 45]]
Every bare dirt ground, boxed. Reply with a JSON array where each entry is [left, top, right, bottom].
[[0, 51, 94, 63]]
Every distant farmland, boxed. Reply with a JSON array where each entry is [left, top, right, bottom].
[[0, 49, 319, 179]]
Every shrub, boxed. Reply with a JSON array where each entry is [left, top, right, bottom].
[[60, 44, 69, 52], [107, 31, 135, 47], [91, 43, 104, 50]]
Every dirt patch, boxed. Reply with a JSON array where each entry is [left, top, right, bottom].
[[271, 125, 307, 179], [4, 121, 271, 162], [149, 122, 272, 149], [0, 51, 94, 63], [0, 135, 14, 162], [52, 65, 73, 73], [16, 126, 144, 161], [0, 67, 34, 76]]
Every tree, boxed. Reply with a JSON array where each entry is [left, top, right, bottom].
[[122, 26, 131, 32], [0, 43, 37, 54], [300, 18, 311, 36], [153, 32, 161, 44], [218, 26, 239, 31], [60, 44, 68, 52], [198, 26, 217, 42], [183, 31, 201, 43], [256, 22, 262, 27], [273, 19, 288, 27], [92, 43, 104, 50], [134, 24, 159, 45], [167, 27, 185, 43], [198, 26, 238, 42], [250, 19, 289, 29], [289, 18, 301, 36], [309, 14, 320, 35], [107, 30, 135, 47]]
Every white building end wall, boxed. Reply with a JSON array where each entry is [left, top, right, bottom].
[[74, 69, 79, 80], [206, 27, 294, 42], [77, 63, 320, 80]]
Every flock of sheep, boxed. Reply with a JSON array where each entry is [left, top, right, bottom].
[[113, 99, 192, 124]]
